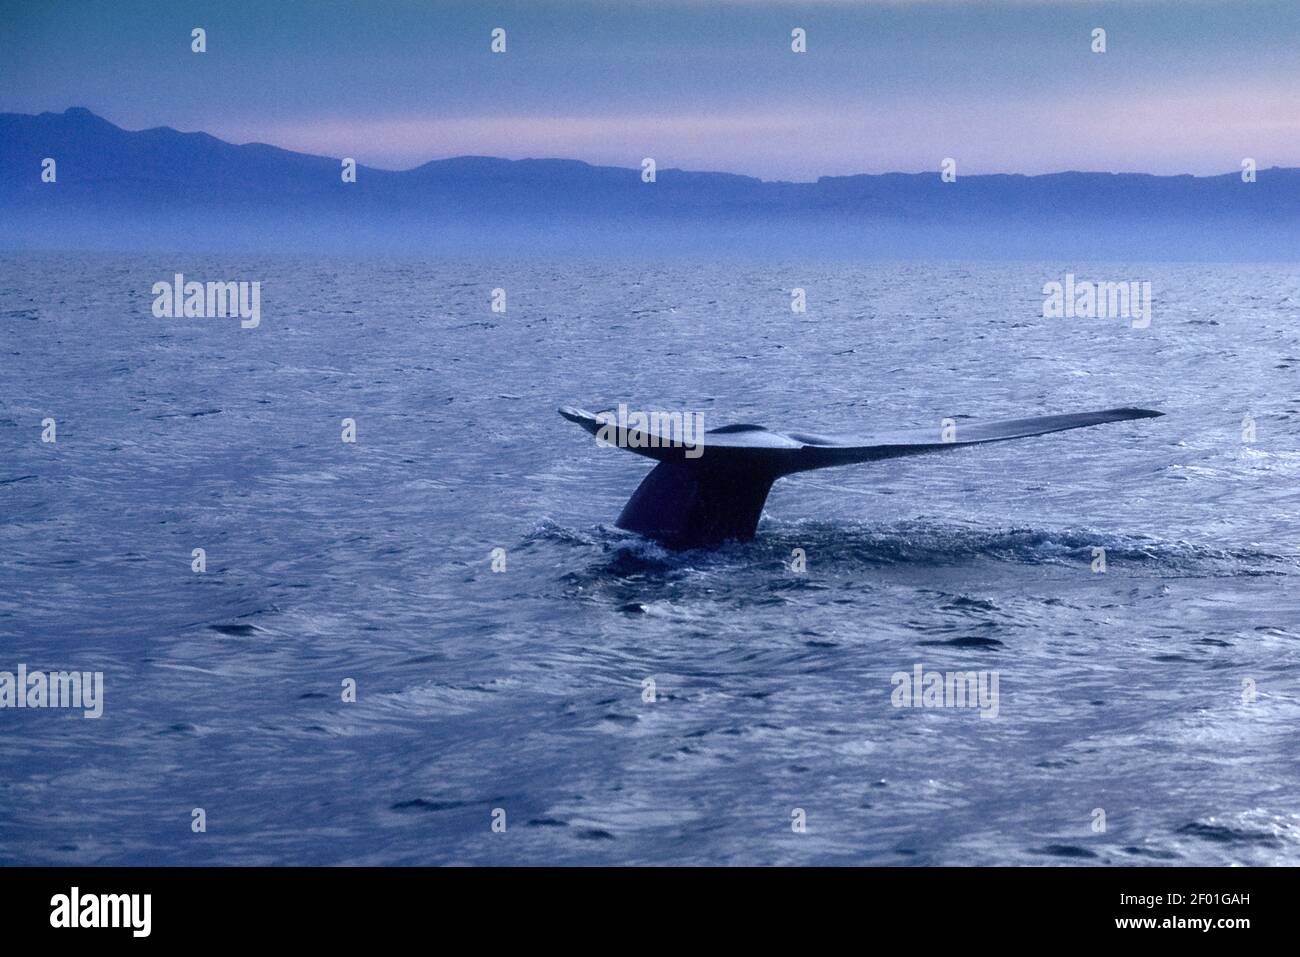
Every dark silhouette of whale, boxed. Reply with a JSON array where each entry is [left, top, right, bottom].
[[560, 405, 1163, 548]]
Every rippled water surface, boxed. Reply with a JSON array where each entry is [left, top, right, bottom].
[[2, 254, 1299, 865]]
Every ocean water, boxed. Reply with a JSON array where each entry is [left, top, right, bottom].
[[2, 253, 1299, 866]]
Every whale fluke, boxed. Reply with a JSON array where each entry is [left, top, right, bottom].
[[559, 405, 1163, 548]]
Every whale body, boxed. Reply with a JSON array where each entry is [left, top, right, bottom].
[[560, 404, 1163, 549]]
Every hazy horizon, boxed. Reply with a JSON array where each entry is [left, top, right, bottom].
[[7, 105, 1294, 183], [3, 0, 1297, 181]]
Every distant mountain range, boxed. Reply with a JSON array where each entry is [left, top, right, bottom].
[[3, 107, 1298, 258]]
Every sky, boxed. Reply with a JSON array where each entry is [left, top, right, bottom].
[[2, 0, 1298, 181]]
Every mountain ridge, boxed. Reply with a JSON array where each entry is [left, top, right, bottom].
[[3, 107, 1298, 258], [7, 106, 1290, 183]]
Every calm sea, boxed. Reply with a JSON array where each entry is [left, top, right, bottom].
[[2, 253, 1298, 864]]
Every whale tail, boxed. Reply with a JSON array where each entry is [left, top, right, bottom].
[[559, 405, 1163, 548], [614, 460, 781, 547]]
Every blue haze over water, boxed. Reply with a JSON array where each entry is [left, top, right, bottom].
[[4, 109, 1300, 260], [2, 254, 1299, 865]]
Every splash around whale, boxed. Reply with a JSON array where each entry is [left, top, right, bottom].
[[560, 404, 1164, 549]]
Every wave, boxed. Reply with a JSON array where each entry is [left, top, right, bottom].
[[524, 516, 1295, 582]]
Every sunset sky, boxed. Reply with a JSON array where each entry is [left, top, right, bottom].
[[2, 0, 1297, 180]]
